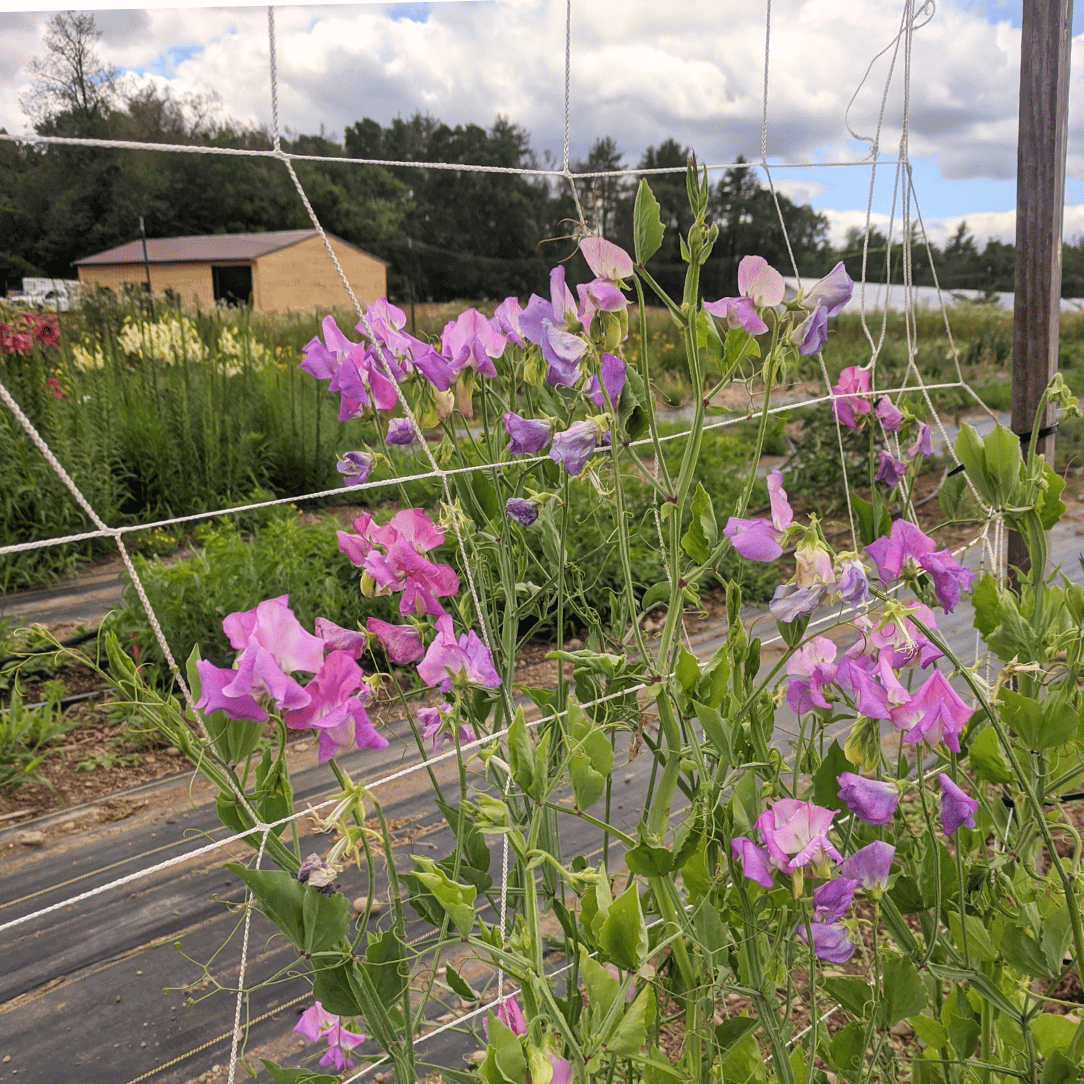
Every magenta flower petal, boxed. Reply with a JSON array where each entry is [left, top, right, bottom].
[[756, 799, 841, 876], [195, 659, 269, 722], [865, 519, 938, 583], [724, 516, 783, 561], [315, 617, 368, 659], [919, 548, 975, 613], [938, 774, 978, 835], [831, 366, 873, 429], [365, 617, 424, 664], [907, 422, 933, 459], [704, 295, 769, 335], [875, 397, 904, 432], [731, 836, 775, 888], [890, 670, 972, 752]]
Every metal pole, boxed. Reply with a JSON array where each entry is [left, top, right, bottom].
[[139, 215, 153, 296], [1009, 0, 1073, 578]]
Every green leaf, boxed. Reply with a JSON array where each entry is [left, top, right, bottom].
[[1032, 1015, 1080, 1058], [581, 951, 620, 1019], [827, 1021, 866, 1074], [928, 965, 1021, 1020], [811, 740, 854, 811], [625, 838, 677, 877], [1042, 1051, 1077, 1084], [607, 986, 656, 1056], [997, 689, 1044, 750], [675, 645, 701, 692], [508, 708, 540, 801], [1040, 692, 1080, 751], [714, 1017, 761, 1057], [633, 179, 665, 265], [693, 700, 731, 764], [968, 727, 1013, 784], [600, 882, 648, 971], [821, 977, 874, 1020], [940, 986, 979, 1058], [641, 581, 671, 613], [410, 855, 477, 937], [1036, 459, 1067, 529], [955, 424, 991, 503], [852, 493, 891, 547], [910, 1015, 949, 1050], [971, 573, 1000, 637], [364, 927, 408, 1005], [445, 963, 477, 1002], [480, 1015, 527, 1084], [1002, 922, 1056, 978], [878, 956, 927, 1027], [681, 482, 717, 563], [567, 701, 614, 810], [260, 1059, 340, 1084], [983, 423, 1024, 507], [938, 471, 970, 521]]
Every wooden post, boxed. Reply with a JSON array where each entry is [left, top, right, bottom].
[[1009, 0, 1074, 578]]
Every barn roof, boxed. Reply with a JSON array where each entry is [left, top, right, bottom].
[[75, 230, 387, 266]]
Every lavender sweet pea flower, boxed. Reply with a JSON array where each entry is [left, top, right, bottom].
[[866, 519, 974, 612], [796, 921, 856, 963], [836, 773, 900, 825], [770, 582, 826, 622], [585, 353, 627, 407], [875, 450, 908, 487], [738, 255, 786, 307], [831, 366, 873, 429], [506, 497, 540, 526], [294, 1001, 367, 1073], [813, 877, 857, 923], [550, 418, 604, 476], [731, 836, 775, 889], [791, 305, 829, 356], [724, 469, 793, 561], [704, 295, 769, 336], [756, 799, 842, 877], [938, 773, 978, 835], [503, 411, 554, 454], [875, 397, 905, 432], [839, 841, 895, 892], [890, 670, 972, 752], [337, 451, 374, 487], [802, 262, 854, 317], [386, 417, 420, 445], [907, 422, 933, 459], [492, 296, 526, 347], [835, 560, 869, 605], [418, 703, 475, 752]]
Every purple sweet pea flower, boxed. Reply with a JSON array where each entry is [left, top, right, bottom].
[[875, 450, 908, 487], [577, 280, 629, 324], [738, 255, 786, 307], [314, 617, 368, 659], [796, 921, 856, 963], [833, 655, 894, 719], [919, 547, 976, 614], [365, 617, 425, 664], [441, 308, 506, 377], [731, 836, 775, 889], [418, 702, 475, 752], [756, 799, 842, 877], [770, 582, 826, 622], [813, 877, 857, 923], [831, 366, 873, 429], [503, 411, 554, 454], [337, 450, 374, 487], [890, 670, 972, 752], [802, 262, 854, 317], [835, 560, 870, 605], [506, 497, 540, 526], [865, 519, 974, 612], [294, 1001, 367, 1073], [791, 305, 829, 356], [839, 841, 895, 892], [195, 660, 269, 722], [585, 353, 627, 407], [550, 418, 604, 476], [519, 267, 588, 386], [704, 295, 769, 336], [907, 422, 933, 459], [836, 773, 900, 825], [724, 469, 793, 561], [492, 296, 526, 347], [785, 636, 839, 714], [938, 773, 978, 835], [875, 397, 905, 432], [386, 417, 420, 445], [485, 994, 527, 1037], [417, 614, 502, 692], [297, 853, 338, 892]]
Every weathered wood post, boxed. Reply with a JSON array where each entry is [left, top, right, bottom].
[[1009, 0, 1074, 578]]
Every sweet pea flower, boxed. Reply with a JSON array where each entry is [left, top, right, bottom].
[[417, 613, 502, 692], [756, 799, 842, 877], [785, 636, 839, 714], [417, 703, 475, 752], [835, 560, 870, 605], [585, 353, 627, 407], [865, 519, 974, 612], [770, 583, 826, 622], [704, 296, 768, 336], [492, 296, 526, 347], [386, 417, 420, 445], [314, 617, 369, 659], [797, 921, 856, 963], [791, 305, 829, 356], [441, 308, 506, 378], [297, 853, 338, 892], [938, 773, 978, 835], [831, 366, 873, 429], [875, 397, 905, 432], [519, 266, 587, 386], [365, 617, 425, 664], [836, 773, 900, 825], [907, 422, 933, 459], [833, 655, 894, 720], [195, 660, 269, 722], [580, 237, 634, 283], [506, 497, 540, 526], [724, 469, 793, 561], [875, 451, 908, 487], [795, 536, 834, 589], [223, 596, 326, 674], [812, 877, 857, 923], [738, 255, 787, 307], [802, 262, 854, 317], [731, 836, 775, 889], [890, 670, 972, 752], [550, 418, 605, 476], [295, 1001, 367, 1073], [337, 450, 374, 486], [503, 411, 554, 454], [839, 841, 895, 893]]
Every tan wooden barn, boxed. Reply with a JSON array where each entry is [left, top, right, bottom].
[[74, 230, 387, 313]]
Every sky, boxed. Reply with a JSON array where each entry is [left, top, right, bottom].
[[1, 0, 1083, 250]]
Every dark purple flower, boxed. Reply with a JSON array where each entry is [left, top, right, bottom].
[[813, 877, 857, 923], [875, 450, 907, 487], [839, 841, 895, 892], [907, 422, 933, 459], [337, 451, 374, 487], [797, 921, 856, 963], [385, 417, 420, 445], [704, 296, 769, 336], [875, 397, 904, 432], [803, 262, 854, 317], [938, 773, 978, 835], [505, 497, 539, 526], [920, 547, 975, 613], [503, 412, 554, 454], [836, 773, 899, 825], [791, 305, 829, 356], [585, 353, 627, 407], [890, 670, 972, 752], [550, 418, 604, 476], [731, 836, 774, 889]]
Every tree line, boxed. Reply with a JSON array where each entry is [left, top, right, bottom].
[[3, 13, 1083, 304]]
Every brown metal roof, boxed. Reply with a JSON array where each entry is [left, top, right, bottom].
[[75, 230, 386, 266]]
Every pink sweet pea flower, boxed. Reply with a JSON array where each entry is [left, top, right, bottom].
[[731, 836, 775, 888], [785, 636, 839, 714], [724, 469, 793, 561], [417, 614, 501, 693], [938, 773, 978, 835], [223, 596, 326, 675], [755, 799, 842, 877], [441, 308, 507, 378], [738, 255, 786, 307], [890, 670, 972, 752], [314, 617, 368, 659], [417, 702, 475, 751], [492, 297, 526, 347], [366, 617, 425, 664], [580, 237, 634, 283], [195, 659, 269, 722], [875, 397, 905, 432], [831, 366, 873, 429], [907, 422, 933, 459], [865, 519, 974, 612], [294, 1001, 367, 1072]]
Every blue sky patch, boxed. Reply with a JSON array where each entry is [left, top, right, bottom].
[[386, 3, 432, 22]]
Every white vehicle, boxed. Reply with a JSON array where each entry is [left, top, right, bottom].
[[8, 278, 81, 312]]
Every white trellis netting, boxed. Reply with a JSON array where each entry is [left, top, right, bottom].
[[0, 1, 1017, 1080]]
